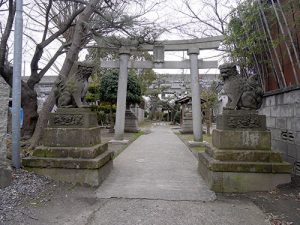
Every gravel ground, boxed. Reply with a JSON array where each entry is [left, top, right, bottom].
[[219, 176, 300, 225], [0, 169, 54, 225]]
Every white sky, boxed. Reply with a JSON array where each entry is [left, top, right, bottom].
[[4, 0, 237, 77]]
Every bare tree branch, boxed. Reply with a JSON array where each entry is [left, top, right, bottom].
[[27, 5, 84, 89], [174, 0, 236, 38], [41, 0, 53, 42], [0, 0, 15, 86], [184, 1, 224, 35], [37, 42, 70, 81]]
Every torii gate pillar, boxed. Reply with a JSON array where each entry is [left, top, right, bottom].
[[111, 47, 130, 143], [188, 48, 203, 142]]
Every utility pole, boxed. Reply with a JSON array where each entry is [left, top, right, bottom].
[[12, 0, 23, 169]]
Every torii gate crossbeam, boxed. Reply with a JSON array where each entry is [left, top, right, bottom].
[[99, 36, 224, 144], [100, 60, 218, 69]]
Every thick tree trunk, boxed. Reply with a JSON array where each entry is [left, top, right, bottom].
[[28, 91, 55, 148], [21, 82, 38, 139]]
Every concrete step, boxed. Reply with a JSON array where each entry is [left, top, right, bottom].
[[198, 152, 291, 174], [205, 145, 283, 163], [23, 150, 113, 169], [33, 143, 108, 159]]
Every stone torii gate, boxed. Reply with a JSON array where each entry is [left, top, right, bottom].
[[98, 36, 223, 144]]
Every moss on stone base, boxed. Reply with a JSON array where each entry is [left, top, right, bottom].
[[33, 143, 108, 159], [198, 158, 291, 192], [26, 160, 113, 187], [199, 152, 291, 173]]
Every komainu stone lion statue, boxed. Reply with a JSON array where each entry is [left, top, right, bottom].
[[219, 63, 264, 110], [54, 62, 94, 108]]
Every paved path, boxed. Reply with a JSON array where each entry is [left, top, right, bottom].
[[96, 125, 215, 201]]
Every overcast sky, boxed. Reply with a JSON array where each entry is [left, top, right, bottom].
[[5, 0, 239, 77]]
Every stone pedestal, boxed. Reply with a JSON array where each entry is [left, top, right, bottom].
[[23, 108, 113, 187], [198, 110, 291, 192], [124, 109, 140, 133], [180, 112, 193, 134]]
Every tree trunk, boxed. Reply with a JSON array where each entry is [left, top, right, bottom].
[[109, 104, 114, 133], [206, 109, 212, 136], [29, 91, 55, 148], [21, 82, 38, 139]]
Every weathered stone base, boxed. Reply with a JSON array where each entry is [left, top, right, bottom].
[[199, 152, 291, 174], [23, 150, 113, 169], [49, 108, 99, 128], [124, 110, 140, 133], [216, 110, 266, 131], [24, 108, 113, 187], [180, 113, 193, 134], [199, 110, 291, 192], [43, 127, 102, 147], [26, 160, 113, 187], [198, 158, 291, 192], [205, 146, 283, 162], [33, 143, 108, 159], [0, 164, 12, 188], [212, 129, 271, 150]]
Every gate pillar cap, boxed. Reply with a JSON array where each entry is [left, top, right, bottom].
[[119, 47, 131, 55], [187, 48, 199, 55]]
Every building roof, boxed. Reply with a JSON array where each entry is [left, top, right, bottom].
[[175, 96, 206, 104]]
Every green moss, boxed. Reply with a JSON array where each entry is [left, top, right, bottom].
[[33, 149, 68, 158], [193, 146, 205, 152], [131, 131, 144, 140]]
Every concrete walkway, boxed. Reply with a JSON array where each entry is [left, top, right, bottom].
[[89, 125, 268, 225], [96, 125, 215, 201], [17, 125, 269, 225]]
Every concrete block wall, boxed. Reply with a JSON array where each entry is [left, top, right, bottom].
[[259, 88, 300, 165], [0, 77, 12, 188], [0, 77, 9, 160]]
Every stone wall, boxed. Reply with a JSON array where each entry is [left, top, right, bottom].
[[0, 77, 9, 160], [258, 88, 300, 165]]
